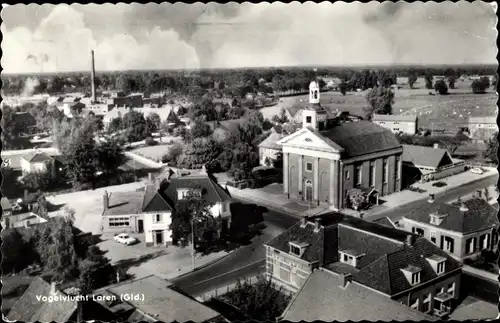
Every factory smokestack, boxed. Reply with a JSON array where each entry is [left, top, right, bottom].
[[91, 50, 96, 103]]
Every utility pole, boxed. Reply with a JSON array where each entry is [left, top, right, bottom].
[[191, 215, 195, 271]]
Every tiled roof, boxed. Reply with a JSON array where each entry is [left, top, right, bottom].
[[22, 152, 54, 163], [161, 172, 231, 206], [373, 217, 397, 228], [1, 197, 12, 210], [468, 116, 497, 124], [142, 184, 173, 213], [102, 275, 222, 323], [353, 237, 462, 295], [12, 112, 36, 125], [258, 131, 285, 150], [7, 277, 77, 322], [372, 114, 417, 122], [403, 198, 499, 234], [402, 145, 452, 168], [103, 191, 146, 216], [319, 121, 402, 158], [281, 269, 436, 322]]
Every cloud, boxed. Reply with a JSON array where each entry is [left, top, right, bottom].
[[1, 2, 497, 73], [1, 4, 199, 73]]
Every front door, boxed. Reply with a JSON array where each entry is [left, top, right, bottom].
[[305, 185, 313, 201], [138, 220, 144, 233], [155, 231, 163, 245]]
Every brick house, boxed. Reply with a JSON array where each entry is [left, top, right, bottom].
[[372, 114, 418, 135], [397, 197, 499, 261], [277, 81, 403, 210], [101, 170, 232, 246], [265, 213, 463, 318]]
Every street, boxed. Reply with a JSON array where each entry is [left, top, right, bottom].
[[172, 175, 497, 297]]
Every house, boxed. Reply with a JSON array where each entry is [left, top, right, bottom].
[[402, 144, 466, 185], [372, 114, 418, 135], [265, 213, 463, 318], [210, 119, 247, 142], [93, 275, 226, 323], [279, 268, 436, 322], [1, 211, 48, 229], [277, 81, 403, 210], [1, 197, 13, 216], [20, 151, 57, 179], [6, 277, 115, 322], [101, 170, 232, 247], [102, 106, 180, 130], [398, 197, 499, 261], [12, 112, 37, 135], [468, 116, 498, 142], [258, 126, 287, 166]]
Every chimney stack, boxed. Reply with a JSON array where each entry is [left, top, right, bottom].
[[90, 50, 96, 103], [459, 202, 469, 212], [24, 189, 28, 201], [476, 189, 482, 199], [50, 281, 58, 296], [433, 143, 439, 149], [103, 190, 109, 210], [148, 172, 153, 183], [340, 273, 352, 288], [300, 217, 307, 227], [314, 218, 321, 232], [406, 234, 415, 246], [428, 194, 435, 203]]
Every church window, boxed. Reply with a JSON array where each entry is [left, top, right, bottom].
[[313, 91, 318, 100], [345, 170, 350, 180], [306, 162, 313, 172], [306, 116, 312, 123]]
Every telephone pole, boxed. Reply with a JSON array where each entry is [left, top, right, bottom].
[[191, 216, 195, 271]]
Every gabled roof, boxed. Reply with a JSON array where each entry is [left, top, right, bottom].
[[353, 237, 462, 295], [102, 191, 146, 216], [7, 277, 77, 322], [161, 172, 231, 206], [281, 269, 437, 322], [142, 184, 173, 213], [258, 131, 286, 150], [1, 197, 13, 210], [319, 121, 402, 158], [403, 198, 499, 234], [373, 217, 398, 228], [372, 114, 417, 122], [21, 151, 54, 163], [277, 127, 344, 152], [402, 145, 452, 168]]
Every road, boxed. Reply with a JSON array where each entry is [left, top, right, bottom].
[[172, 175, 497, 297]]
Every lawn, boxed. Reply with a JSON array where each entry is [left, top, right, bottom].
[[130, 139, 182, 163], [260, 77, 497, 134]]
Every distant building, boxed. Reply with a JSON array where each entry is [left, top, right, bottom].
[[1, 197, 13, 216], [372, 114, 418, 135], [101, 171, 232, 246], [1, 211, 48, 229], [398, 197, 499, 261], [468, 116, 498, 142], [266, 213, 463, 318], [20, 151, 57, 179], [258, 126, 287, 166], [93, 275, 226, 322], [102, 106, 180, 130], [401, 144, 465, 185]]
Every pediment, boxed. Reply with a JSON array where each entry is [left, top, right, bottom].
[[277, 128, 343, 153]]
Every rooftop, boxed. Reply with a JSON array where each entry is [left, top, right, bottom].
[[258, 131, 286, 150], [281, 269, 436, 322], [22, 151, 54, 163], [1, 197, 13, 210], [101, 275, 222, 323], [402, 144, 453, 169], [103, 191, 146, 216], [403, 198, 499, 234], [372, 114, 418, 122]]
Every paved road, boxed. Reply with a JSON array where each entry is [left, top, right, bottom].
[[172, 176, 497, 297]]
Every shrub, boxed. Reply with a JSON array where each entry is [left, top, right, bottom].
[[345, 188, 368, 210], [145, 137, 157, 146]]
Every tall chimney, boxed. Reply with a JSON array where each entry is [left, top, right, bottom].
[[103, 190, 109, 210], [91, 50, 96, 103]]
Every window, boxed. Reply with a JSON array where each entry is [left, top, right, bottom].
[[447, 283, 455, 296], [393, 128, 400, 131], [466, 237, 476, 254], [444, 236, 454, 253], [411, 272, 421, 285], [343, 254, 348, 262], [415, 228, 425, 236], [355, 164, 362, 186], [306, 116, 312, 124], [306, 162, 313, 172], [280, 264, 291, 282], [437, 261, 445, 274], [345, 170, 350, 180], [314, 90, 318, 100], [154, 214, 163, 223], [109, 217, 130, 227], [396, 156, 401, 180], [383, 159, 389, 183], [290, 244, 301, 256], [422, 293, 431, 312], [369, 162, 375, 187], [222, 202, 227, 213], [410, 298, 419, 310], [267, 263, 274, 275], [480, 234, 489, 249], [430, 231, 437, 244]]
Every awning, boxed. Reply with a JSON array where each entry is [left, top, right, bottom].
[[434, 292, 453, 302]]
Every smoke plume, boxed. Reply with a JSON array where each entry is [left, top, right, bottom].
[[21, 77, 40, 96]]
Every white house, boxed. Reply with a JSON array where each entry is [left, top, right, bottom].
[[372, 114, 418, 135], [20, 151, 57, 179]]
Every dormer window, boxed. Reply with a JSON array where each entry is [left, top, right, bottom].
[[426, 254, 446, 275], [339, 250, 365, 268], [289, 241, 309, 257], [429, 212, 447, 226], [401, 265, 421, 285], [306, 116, 312, 124]]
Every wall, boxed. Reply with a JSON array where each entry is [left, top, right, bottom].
[[373, 121, 417, 135], [259, 148, 280, 165], [101, 214, 143, 233], [266, 246, 313, 293], [144, 212, 172, 246], [460, 227, 498, 260]]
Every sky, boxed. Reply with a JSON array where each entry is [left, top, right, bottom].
[[1, 1, 497, 73]]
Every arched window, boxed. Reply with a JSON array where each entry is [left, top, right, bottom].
[[313, 91, 318, 100], [305, 180, 312, 186]]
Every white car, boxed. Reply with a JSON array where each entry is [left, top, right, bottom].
[[470, 167, 484, 175], [114, 233, 137, 246]]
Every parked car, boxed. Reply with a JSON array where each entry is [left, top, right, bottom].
[[114, 233, 137, 245], [470, 167, 485, 175]]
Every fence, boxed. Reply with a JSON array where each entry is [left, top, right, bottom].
[[464, 161, 497, 168], [197, 276, 259, 302]]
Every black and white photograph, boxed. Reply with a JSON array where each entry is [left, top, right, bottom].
[[1, 1, 498, 322]]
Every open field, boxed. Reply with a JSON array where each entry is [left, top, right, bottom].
[[260, 77, 497, 133], [130, 143, 175, 163]]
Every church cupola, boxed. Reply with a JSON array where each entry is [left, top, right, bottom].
[[309, 81, 320, 104]]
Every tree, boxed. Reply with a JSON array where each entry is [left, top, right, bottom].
[[190, 117, 213, 139], [1, 105, 25, 149], [447, 76, 456, 89], [123, 110, 148, 143], [425, 72, 434, 89], [364, 86, 395, 119], [162, 142, 183, 165], [96, 138, 125, 177], [471, 77, 490, 94], [171, 187, 220, 248], [434, 79, 449, 95], [146, 113, 161, 133], [484, 132, 498, 163], [345, 188, 368, 211], [338, 82, 349, 95], [272, 108, 289, 125], [21, 169, 54, 192], [37, 217, 79, 281], [177, 137, 222, 172], [219, 273, 292, 321], [109, 117, 123, 133], [1, 228, 36, 273], [408, 74, 418, 89]]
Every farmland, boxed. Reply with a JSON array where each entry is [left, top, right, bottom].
[[260, 77, 497, 133]]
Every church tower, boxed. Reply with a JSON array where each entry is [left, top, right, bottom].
[[302, 80, 323, 130], [309, 80, 320, 104]]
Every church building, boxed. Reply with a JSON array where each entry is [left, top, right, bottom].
[[277, 81, 403, 210]]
